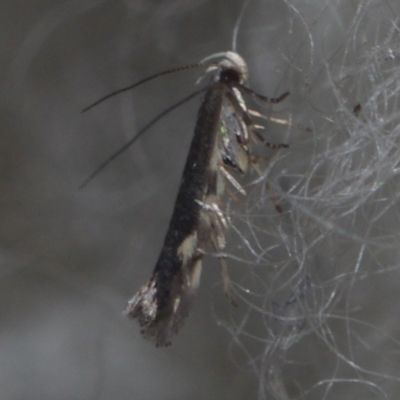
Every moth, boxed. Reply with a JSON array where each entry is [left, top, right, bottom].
[[123, 51, 289, 347]]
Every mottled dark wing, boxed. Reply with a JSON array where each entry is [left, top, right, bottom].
[[124, 82, 226, 346]]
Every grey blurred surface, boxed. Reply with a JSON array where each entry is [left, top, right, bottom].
[[2, 1, 400, 399]]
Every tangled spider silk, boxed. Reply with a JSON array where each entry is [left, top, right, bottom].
[[216, 1, 400, 399]]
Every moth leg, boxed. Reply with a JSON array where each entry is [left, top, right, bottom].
[[195, 199, 228, 233], [251, 128, 289, 149], [224, 185, 243, 205], [225, 90, 290, 150], [249, 109, 312, 133], [251, 156, 284, 214], [218, 164, 246, 195], [225, 88, 291, 148], [233, 85, 289, 104], [266, 181, 284, 213], [197, 199, 237, 305], [218, 256, 237, 307]]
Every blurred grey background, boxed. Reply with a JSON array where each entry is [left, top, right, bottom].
[[2, 0, 400, 399]]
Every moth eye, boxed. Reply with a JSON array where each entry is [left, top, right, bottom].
[[219, 68, 242, 83]]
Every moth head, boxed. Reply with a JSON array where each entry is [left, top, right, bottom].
[[200, 51, 248, 85]]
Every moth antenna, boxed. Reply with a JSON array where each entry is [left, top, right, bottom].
[[79, 87, 206, 189], [82, 63, 206, 113], [232, 0, 252, 52]]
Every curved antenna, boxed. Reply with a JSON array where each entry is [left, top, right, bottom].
[[82, 63, 206, 113], [80, 87, 206, 189], [232, 0, 253, 52]]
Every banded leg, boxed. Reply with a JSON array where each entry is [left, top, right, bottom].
[[197, 199, 237, 305]]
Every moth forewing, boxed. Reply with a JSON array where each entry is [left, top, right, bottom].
[[124, 51, 288, 346], [124, 79, 227, 347]]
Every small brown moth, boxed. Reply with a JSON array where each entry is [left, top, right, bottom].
[[123, 51, 288, 346]]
